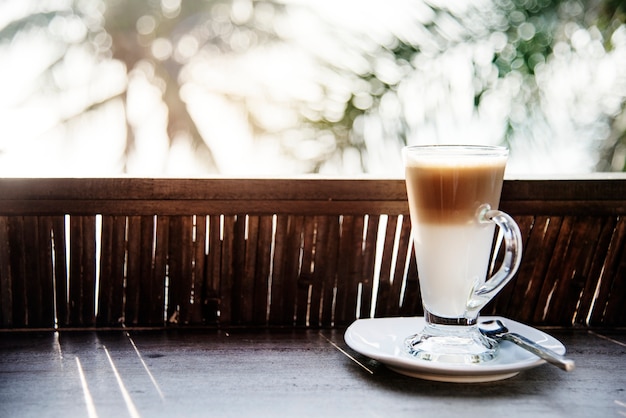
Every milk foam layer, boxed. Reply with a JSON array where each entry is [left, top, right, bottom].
[[413, 223, 495, 317]]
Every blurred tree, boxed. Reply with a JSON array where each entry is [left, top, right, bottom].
[[0, 0, 288, 174], [102, 0, 288, 173], [0, 0, 624, 174], [490, 0, 626, 171], [597, 0, 626, 170], [310, 0, 626, 173]]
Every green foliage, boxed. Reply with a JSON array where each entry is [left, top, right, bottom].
[[1, 0, 625, 174]]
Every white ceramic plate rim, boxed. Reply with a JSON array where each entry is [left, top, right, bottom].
[[344, 316, 566, 380]]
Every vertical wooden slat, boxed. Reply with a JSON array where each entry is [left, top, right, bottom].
[[167, 216, 194, 325], [180, 216, 195, 325], [20, 217, 44, 326], [205, 215, 222, 323], [384, 215, 412, 317], [307, 217, 325, 327], [191, 215, 207, 324], [269, 215, 289, 325], [0, 217, 12, 326], [124, 215, 166, 326], [228, 214, 245, 324], [154, 215, 170, 324], [34, 217, 55, 328], [97, 215, 126, 326], [295, 216, 316, 327], [68, 216, 96, 327], [358, 214, 380, 320], [164, 216, 180, 324], [333, 216, 354, 325], [283, 215, 304, 326], [398, 247, 421, 316], [268, 215, 301, 326], [137, 216, 155, 324], [7, 217, 26, 327], [604, 238, 626, 325], [124, 216, 142, 325], [374, 215, 398, 318], [95, 216, 112, 326], [319, 216, 340, 327], [334, 215, 365, 326], [252, 215, 273, 326], [307, 215, 357, 327], [218, 215, 236, 325], [242, 214, 257, 324], [51, 216, 68, 327], [137, 215, 161, 325], [589, 216, 626, 326]]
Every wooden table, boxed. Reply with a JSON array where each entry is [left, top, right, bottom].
[[1, 327, 625, 417]]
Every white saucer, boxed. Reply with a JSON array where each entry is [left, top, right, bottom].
[[344, 316, 567, 383]]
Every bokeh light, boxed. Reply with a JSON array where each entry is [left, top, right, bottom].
[[0, 0, 624, 177]]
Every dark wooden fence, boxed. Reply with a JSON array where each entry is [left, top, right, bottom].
[[0, 178, 624, 330]]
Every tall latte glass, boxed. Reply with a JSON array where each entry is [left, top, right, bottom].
[[403, 145, 523, 364]]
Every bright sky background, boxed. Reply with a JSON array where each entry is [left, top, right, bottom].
[[0, 0, 625, 178]]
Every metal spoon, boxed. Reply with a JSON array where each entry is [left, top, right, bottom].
[[479, 319, 575, 371]]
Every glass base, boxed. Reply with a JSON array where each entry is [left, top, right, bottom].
[[405, 322, 498, 364]]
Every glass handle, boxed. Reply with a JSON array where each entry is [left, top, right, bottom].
[[467, 206, 523, 313]]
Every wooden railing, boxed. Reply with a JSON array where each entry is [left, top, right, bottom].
[[0, 178, 624, 330]]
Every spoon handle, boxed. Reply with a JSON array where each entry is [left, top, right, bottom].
[[503, 332, 576, 371]]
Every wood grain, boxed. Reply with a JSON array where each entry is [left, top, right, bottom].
[[0, 329, 624, 417], [0, 178, 624, 329]]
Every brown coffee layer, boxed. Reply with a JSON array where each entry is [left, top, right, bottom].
[[405, 161, 505, 224]]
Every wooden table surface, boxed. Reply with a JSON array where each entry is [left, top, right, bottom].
[[1, 326, 625, 418]]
